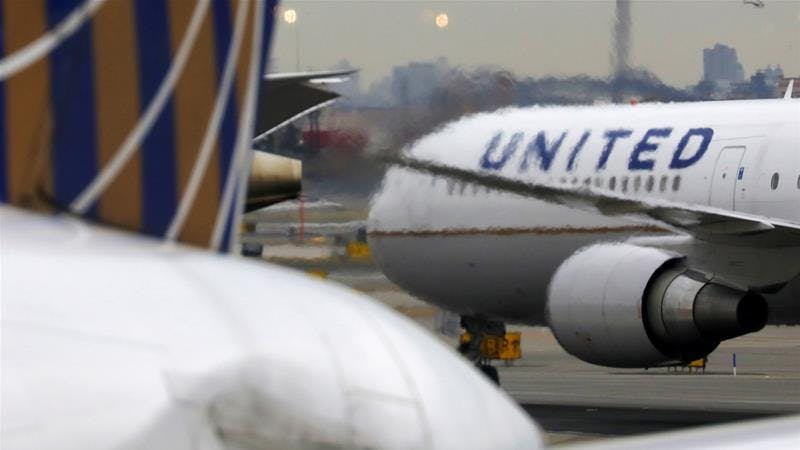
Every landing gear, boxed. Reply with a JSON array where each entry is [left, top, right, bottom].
[[459, 316, 506, 385], [479, 362, 500, 385]]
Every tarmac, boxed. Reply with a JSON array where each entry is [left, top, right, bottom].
[[498, 325, 800, 445]]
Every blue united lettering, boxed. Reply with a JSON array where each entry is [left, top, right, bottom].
[[629, 128, 672, 171], [480, 131, 523, 170], [566, 131, 591, 172], [519, 131, 567, 172], [669, 128, 713, 169], [478, 127, 714, 173], [596, 129, 633, 170]]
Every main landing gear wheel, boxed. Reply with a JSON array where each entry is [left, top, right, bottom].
[[459, 315, 506, 385]]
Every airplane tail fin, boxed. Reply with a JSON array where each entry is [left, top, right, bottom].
[[0, 0, 277, 252]]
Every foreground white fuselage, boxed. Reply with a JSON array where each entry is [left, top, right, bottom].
[[368, 99, 800, 324], [0, 207, 540, 450]]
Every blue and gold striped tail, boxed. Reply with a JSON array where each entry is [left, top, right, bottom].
[[0, 0, 277, 251]]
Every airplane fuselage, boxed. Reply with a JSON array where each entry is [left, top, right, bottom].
[[368, 99, 800, 324], [0, 207, 539, 449]]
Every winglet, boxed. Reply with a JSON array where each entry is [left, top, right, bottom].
[[784, 79, 794, 99], [253, 69, 358, 141]]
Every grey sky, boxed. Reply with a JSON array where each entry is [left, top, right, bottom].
[[271, 1, 800, 88]]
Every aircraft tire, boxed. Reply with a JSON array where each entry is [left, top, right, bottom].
[[479, 364, 500, 385]]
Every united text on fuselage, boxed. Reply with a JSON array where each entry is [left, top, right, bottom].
[[480, 127, 713, 173]]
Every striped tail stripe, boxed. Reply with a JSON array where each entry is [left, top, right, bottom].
[[0, 0, 278, 252]]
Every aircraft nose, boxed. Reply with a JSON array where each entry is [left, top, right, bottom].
[[199, 267, 543, 450]]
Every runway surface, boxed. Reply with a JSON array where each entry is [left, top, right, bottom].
[[502, 325, 799, 444], [521, 404, 771, 444], [499, 326, 800, 412]]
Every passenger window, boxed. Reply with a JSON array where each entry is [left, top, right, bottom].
[[621, 176, 629, 193], [797, 174, 800, 189], [770, 173, 779, 190], [659, 175, 668, 192], [609, 176, 617, 191], [672, 175, 681, 192], [645, 175, 654, 192], [633, 175, 642, 192], [595, 177, 603, 188]]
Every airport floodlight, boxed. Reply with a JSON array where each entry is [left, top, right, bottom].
[[435, 13, 449, 29], [284, 8, 298, 24]]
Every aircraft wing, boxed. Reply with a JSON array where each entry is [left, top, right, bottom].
[[388, 154, 800, 246], [254, 69, 357, 140]]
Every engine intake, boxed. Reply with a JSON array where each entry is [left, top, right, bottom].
[[546, 244, 767, 368]]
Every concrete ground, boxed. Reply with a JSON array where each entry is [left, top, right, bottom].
[[499, 325, 800, 445]]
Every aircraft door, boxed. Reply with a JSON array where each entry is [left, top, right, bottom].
[[709, 146, 745, 210]]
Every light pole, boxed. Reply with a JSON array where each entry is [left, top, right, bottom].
[[283, 8, 299, 71]]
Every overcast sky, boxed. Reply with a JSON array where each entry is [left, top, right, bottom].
[[270, 0, 799, 88]]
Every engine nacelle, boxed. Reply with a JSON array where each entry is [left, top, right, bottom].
[[546, 244, 767, 368], [245, 152, 302, 212]]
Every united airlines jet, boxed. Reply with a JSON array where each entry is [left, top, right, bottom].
[[369, 87, 799, 374]]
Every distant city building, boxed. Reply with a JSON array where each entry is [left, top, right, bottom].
[[384, 57, 450, 106], [778, 77, 800, 98], [703, 43, 745, 83], [759, 64, 784, 86], [391, 62, 438, 105]]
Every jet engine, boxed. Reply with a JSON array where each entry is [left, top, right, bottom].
[[546, 244, 767, 367], [245, 151, 302, 212]]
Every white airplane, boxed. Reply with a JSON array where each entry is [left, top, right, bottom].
[[0, 1, 540, 449], [1, 207, 541, 449], [368, 87, 800, 373]]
